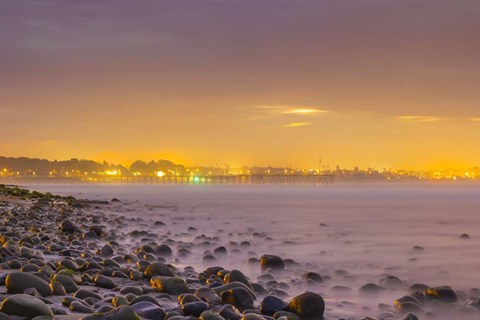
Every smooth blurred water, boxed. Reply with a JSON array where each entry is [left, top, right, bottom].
[[26, 183, 480, 318]]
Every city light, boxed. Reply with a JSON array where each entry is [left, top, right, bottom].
[[156, 171, 165, 177]]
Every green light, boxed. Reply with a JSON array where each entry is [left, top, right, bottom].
[[194, 176, 200, 182]]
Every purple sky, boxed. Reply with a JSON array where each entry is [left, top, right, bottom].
[[1, 0, 480, 169]]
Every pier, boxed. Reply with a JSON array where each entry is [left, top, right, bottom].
[[92, 174, 335, 185]]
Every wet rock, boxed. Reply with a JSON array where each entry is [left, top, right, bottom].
[[74, 289, 103, 300], [408, 283, 429, 294], [241, 314, 266, 320], [273, 311, 301, 320], [395, 301, 423, 316], [145, 262, 175, 278], [304, 272, 324, 284], [224, 270, 252, 289], [70, 300, 94, 313], [200, 310, 226, 320], [425, 286, 458, 303], [399, 313, 420, 320], [0, 294, 54, 318], [359, 283, 384, 295], [50, 281, 67, 295], [379, 275, 406, 289], [221, 288, 255, 312], [131, 301, 166, 320], [51, 274, 79, 293], [120, 286, 143, 295], [60, 220, 76, 233], [182, 301, 209, 317], [195, 287, 222, 304], [100, 244, 114, 257], [94, 275, 116, 289], [150, 276, 189, 295], [80, 305, 140, 320], [6, 272, 52, 296], [214, 282, 256, 299], [219, 304, 242, 320], [260, 255, 285, 272], [155, 244, 173, 257], [288, 292, 325, 320], [260, 295, 288, 316]]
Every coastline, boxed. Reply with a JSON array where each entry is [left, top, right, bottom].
[[0, 185, 478, 320]]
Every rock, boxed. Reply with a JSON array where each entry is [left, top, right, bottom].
[[144, 262, 175, 278], [130, 301, 166, 320], [0, 294, 54, 318], [94, 275, 116, 289], [112, 296, 129, 307], [89, 225, 104, 236], [74, 289, 103, 300], [224, 270, 252, 289], [58, 259, 80, 271], [260, 255, 285, 272], [195, 287, 222, 304], [60, 220, 76, 233], [425, 286, 458, 303], [100, 244, 114, 257], [80, 305, 140, 320], [221, 288, 254, 312], [359, 283, 383, 295], [380, 275, 406, 289], [304, 272, 323, 284], [261, 295, 287, 316], [182, 301, 209, 317], [213, 282, 256, 299], [200, 310, 226, 320], [242, 314, 266, 320], [6, 272, 52, 296], [219, 304, 242, 320], [70, 300, 93, 313], [395, 301, 423, 316], [51, 274, 79, 293], [150, 276, 189, 295], [155, 244, 173, 257], [273, 311, 300, 320], [288, 292, 325, 320], [408, 283, 429, 294], [50, 281, 67, 295], [400, 313, 420, 320]]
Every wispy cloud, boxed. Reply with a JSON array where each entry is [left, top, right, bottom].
[[284, 122, 312, 127], [282, 108, 328, 115], [395, 115, 480, 124], [249, 105, 329, 121], [395, 116, 441, 123], [34, 140, 59, 145]]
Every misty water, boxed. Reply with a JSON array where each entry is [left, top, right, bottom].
[[28, 183, 480, 319]]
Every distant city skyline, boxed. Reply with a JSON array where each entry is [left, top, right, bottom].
[[1, 1, 479, 170]]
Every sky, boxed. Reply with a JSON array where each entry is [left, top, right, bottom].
[[1, 0, 479, 170]]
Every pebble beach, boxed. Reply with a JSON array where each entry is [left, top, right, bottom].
[[1, 184, 480, 320]]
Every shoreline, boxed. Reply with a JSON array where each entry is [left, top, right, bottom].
[[0, 185, 478, 320]]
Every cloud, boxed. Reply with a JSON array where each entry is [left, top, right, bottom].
[[282, 108, 329, 115], [395, 116, 441, 123], [250, 105, 329, 120], [468, 118, 480, 122], [284, 122, 312, 127], [34, 140, 59, 145]]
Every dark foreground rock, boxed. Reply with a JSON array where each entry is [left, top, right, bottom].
[[288, 292, 325, 320], [0, 294, 54, 318]]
